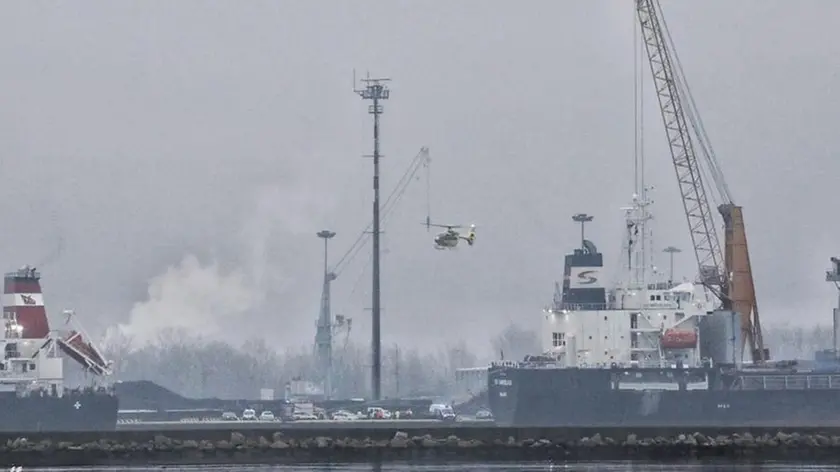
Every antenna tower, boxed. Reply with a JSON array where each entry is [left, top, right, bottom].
[[355, 72, 390, 401]]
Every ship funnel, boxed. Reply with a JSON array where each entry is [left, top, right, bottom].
[[3, 266, 49, 338], [560, 217, 606, 310]]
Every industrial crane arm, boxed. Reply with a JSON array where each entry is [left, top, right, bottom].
[[635, 0, 767, 362], [635, 0, 724, 289]]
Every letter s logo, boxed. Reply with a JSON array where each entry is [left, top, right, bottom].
[[577, 270, 598, 285]]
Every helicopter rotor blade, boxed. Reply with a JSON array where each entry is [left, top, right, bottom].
[[424, 222, 462, 229]]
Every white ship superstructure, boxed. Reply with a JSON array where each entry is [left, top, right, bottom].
[[541, 188, 716, 376], [0, 266, 112, 397]]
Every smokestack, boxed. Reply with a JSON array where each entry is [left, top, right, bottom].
[[4, 266, 49, 338]]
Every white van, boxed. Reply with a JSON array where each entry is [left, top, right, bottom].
[[429, 403, 456, 421]]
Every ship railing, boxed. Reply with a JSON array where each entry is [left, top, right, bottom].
[[5, 267, 39, 279], [619, 358, 705, 369], [616, 380, 709, 391], [557, 303, 609, 311], [735, 374, 840, 390], [490, 359, 564, 369]]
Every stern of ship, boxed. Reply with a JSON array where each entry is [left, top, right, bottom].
[[0, 266, 118, 432]]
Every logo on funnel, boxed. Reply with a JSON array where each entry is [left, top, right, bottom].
[[20, 295, 35, 305], [576, 270, 598, 285]]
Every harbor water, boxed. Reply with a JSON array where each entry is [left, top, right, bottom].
[[21, 462, 840, 471]]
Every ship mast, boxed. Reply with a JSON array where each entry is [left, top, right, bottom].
[[623, 188, 654, 291], [621, 9, 656, 293]]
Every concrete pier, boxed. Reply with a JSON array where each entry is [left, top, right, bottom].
[[6, 425, 840, 467]]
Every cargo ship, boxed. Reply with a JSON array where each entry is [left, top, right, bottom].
[[0, 266, 117, 432], [487, 190, 840, 427]]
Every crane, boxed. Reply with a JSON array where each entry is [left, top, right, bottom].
[[635, 0, 768, 362]]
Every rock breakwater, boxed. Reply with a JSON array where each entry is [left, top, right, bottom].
[[6, 430, 840, 467]]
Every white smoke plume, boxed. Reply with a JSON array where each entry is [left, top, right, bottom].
[[108, 179, 336, 350], [111, 255, 261, 347]]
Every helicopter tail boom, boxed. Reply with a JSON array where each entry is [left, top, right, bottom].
[[463, 224, 476, 246]]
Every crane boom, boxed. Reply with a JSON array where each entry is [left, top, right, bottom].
[[635, 0, 724, 290], [635, 0, 768, 362]]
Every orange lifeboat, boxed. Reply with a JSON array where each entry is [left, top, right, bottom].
[[661, 329, 697, 349], [58, 330, 111, 376]]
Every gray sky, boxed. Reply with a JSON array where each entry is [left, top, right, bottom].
[[0, 1, 838, 356]]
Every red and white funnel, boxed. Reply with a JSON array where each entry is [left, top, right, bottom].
[[3, 266, 49, 339], [3, 266, 111, 376]]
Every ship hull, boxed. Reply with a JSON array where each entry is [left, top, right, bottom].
[[489, 366, 840, 427], [0, 391, 119, 432]]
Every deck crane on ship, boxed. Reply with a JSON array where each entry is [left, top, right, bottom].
[[635, 0, 768, 362]]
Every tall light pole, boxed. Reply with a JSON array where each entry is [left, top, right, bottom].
[[355, 73, 390, 400], [572, 213, 593, 249], [315, 230, 336, 399], [663, 246, 681, 286]]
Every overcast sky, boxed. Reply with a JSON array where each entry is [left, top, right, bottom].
[[0, 1, 837, 356]]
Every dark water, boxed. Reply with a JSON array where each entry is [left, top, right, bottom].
[[24, 463, 840, 471]]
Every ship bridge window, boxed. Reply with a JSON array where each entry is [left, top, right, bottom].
[[552, 332, 566, 347]]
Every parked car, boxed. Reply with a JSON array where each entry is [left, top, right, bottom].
[[366, 407, 392, 419], [331, 410, 358, 421], [293, 411, 319, 421], [221, 411, 238, 421], [475, 408, 494, 420], [259, 410, 275, 421], [242, 409, 257, 421]]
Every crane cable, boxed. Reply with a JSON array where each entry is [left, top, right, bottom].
[[382, 147, 430, 227], [343, 149, 430, 297], [655, 0, 731, 205], [425, 154, 431, 231], [332, 147, 431, 278]]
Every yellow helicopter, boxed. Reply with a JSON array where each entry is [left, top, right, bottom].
[[426, 222, 477, 250]]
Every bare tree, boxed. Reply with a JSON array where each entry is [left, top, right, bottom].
[[100, 323, 544, 399], [101, 329, 135, 376], [94, 322, 840, 400], [764, 323, 833, 360]]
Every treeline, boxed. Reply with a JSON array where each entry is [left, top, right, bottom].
[[86, 323, 541, 400], [73, 322, 833, 400], [763, 324, 834, 360]]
